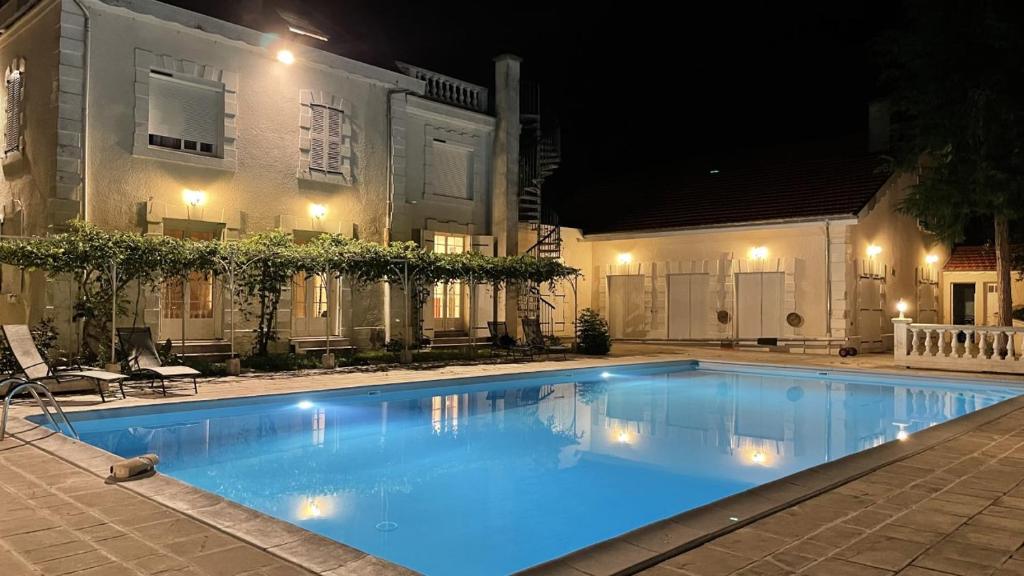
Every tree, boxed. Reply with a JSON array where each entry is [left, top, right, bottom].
[[880, 0, 1024, 326]]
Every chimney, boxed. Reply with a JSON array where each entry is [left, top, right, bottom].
[[868, 100, 891, 153]]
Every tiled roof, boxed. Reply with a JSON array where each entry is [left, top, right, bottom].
[[944, 245, 1023, 272], [580, 155, 894, 235]]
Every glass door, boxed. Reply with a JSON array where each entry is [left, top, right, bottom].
[[162, 228, 218, 340], [292, 272, 332, 337], [432, 233, 466, 333]]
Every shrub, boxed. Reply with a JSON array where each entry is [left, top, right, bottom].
[[241, 353, 319, 372], [576, 308, 611, 355]]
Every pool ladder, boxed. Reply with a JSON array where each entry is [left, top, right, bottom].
[[1, 378, 79, 440]]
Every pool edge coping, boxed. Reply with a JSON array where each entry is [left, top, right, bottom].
[[7, 356, 1024, 576]]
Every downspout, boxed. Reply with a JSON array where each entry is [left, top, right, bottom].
[[70, 0, 90, 223], [825, 220, 832, 338], [384, 86, 414, 343]]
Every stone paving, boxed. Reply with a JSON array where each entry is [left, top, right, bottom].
[[639, 404, 1024, 576], [0, 435, 316, 576], [2, 344, 1023, 576]]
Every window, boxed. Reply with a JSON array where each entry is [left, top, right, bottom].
[[309, 104, 344, 174], [4, 69, 23, 155], [432, 140, 472, 199], [148, 70, 223, 158]]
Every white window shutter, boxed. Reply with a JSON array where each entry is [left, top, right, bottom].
[[326, 108, 342, 172], [432, 142, 471, 199], [5, 71, 22, 155], [309, 105, 326, 171], [148, 72, 223, 154]]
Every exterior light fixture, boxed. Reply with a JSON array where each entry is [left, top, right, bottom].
[[925, 254, 939, 265], [751, 451, 766, 464], [749, 246, 768, 260], [183, 189, 205, 207], [896, 299, 908, 319], [616, 253, 632, 265], [616, 430, 630, 444], [297, 400, 314, 409], [894, 422, 909, 441], [288, 26, 329, 42], [309, 203, 327, 220], [277, 49, 296, 65], [709, 169, 720, 174], [600, 371, 611, 379], [867, 244, 882, 258]]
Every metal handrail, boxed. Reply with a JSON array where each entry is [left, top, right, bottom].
[[1, 377, 79, 440]]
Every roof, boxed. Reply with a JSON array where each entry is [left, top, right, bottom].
[[579, 155, 894, 235], [944, 245, 1023, 272]]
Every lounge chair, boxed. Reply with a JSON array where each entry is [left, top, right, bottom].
[[2, 324, 126, 402], [487, 321, 532, 359], [116, 327, 200, 395], [521, 317, 571, 360]]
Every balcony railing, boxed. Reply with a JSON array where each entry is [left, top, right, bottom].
[[893, 319, 1024, 374], [396, 62, 488, 113]]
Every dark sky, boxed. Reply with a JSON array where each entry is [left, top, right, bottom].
[[166, 0, 894, 227]]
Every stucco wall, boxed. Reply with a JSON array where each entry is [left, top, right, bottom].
[[0, 0, 62, 325], [580, 222, 836, 341], [942, 271, 1024, 326]]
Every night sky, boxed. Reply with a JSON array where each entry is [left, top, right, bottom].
[[166, 0, 896, 229]]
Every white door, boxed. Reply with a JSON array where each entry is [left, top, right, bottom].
[[161, 228, 219, 341], [857, 277, 883, 346], [736, 272, 784, 339], [432, 233, 466, 334], [292, 273, 338, 337], [917, 283, 938, 324], [668, 273, 709, 339], [985, 283, 1000, 325], [608, 275, 644, 339]]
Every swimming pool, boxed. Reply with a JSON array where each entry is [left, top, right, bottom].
[[52, 361, 1020, 575]]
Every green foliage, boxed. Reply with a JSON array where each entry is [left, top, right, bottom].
[[0, 223, 580, 358], [576, 308, 611, 355], [878, 1, 1024, 242], [0, 319, 60, 374], [241, 353, 320, 372]]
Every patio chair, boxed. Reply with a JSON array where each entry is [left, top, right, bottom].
[[2, 324, 126, 402], [487, 321, 532, 359], [116, 327, 199, 395], [521, 317, 571, 360]]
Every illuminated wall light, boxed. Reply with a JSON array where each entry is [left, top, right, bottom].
[[867, 244, 882, 258], [749, 246, 768, 260], [616, 430, 631, 444], [751, 451, 766, 464], [309, 203, 328, 220], [616, 252, 632, 265], [894, 423, 910, 441], [183, 189, 206, 207], [925, 254, 939, 265], [277, 49, 296, 65]]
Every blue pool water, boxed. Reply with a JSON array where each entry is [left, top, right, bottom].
[[52, 362, 1020, 575]]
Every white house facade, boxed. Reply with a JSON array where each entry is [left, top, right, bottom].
[[0, 0, 536, 356]]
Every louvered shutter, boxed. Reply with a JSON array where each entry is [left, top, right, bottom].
[[309, 105, 326, 171], [326, 107, 342, 173], [148, 72, 222, 153], [5, 71, 22, 154], [432, 142, 471, 199]]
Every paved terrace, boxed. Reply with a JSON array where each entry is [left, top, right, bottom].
[[0, 344, 1022, 576]]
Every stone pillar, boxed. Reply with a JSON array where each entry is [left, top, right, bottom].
[[892, 317, 912, 362], [492, 54, 521, 335]]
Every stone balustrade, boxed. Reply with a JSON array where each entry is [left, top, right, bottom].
[[396, 62, 488, 112], [893, 318, 1024, 374]]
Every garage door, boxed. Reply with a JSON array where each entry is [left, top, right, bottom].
[[668, 273, 709, 339], [608, 275, 644, 339], [736, 272, 784, 339]]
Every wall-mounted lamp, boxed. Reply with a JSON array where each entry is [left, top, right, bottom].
[[183, 189, 206, 207], [896, 299, 908, 319], [867, 244, 882, 258], [309, 203, 327, 220], [925, 254, 939, 265], [277, 49, 296, 65], [749, 246, 769, 260], [616, 252, 632, 265]]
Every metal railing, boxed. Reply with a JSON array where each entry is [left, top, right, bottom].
[[1, 378, 79, 440]]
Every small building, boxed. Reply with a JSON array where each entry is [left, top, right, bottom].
[[557, 154, 947, 353], [942, 245, 1024, 327]]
